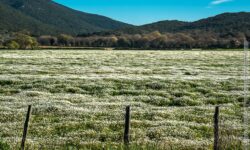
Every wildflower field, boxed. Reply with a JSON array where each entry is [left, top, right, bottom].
[[0, 50, 248, 149]]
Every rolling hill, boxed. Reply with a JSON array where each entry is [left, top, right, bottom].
[[0, 0, 132, 35], [0, 0, 249, 38], [106, 12, 250, 35], [139, 12, 250, 33]]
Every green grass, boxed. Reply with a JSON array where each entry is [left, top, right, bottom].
[[0, 50, 249, 149]]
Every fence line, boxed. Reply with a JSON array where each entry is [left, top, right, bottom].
[[21, 105, 32, 150], [213, 106, 219, 150], [124, 105, 131, 145], [18, 105, 226, 149]]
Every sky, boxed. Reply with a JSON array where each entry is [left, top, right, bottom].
[[54, 0, 250, 25]]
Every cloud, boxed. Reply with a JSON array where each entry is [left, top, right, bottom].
[[211, 0, 233, 5]]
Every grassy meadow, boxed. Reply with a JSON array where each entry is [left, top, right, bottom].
[[0, 50, 249, 150]]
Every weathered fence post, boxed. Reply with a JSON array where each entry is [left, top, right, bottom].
[[124, 106, 131, 145], [214, 106, 220, 150], [21, 105, 32, 150]]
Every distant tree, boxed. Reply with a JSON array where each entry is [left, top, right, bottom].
[[117, 37, 131, 47], [138, 36, 150, 49], [0, 32, 12, 47], [148, 31, 162, 40], [91, 36, 118, 47], [14, 33, 38, 49], [5, 40, 20, 49], [174, 33, 194, 49], [38, 35, 57, 46], [130, 34, 142, 47], [57, 34, 74, 46], [74, 37, 85, 47], [92, 38, 107, 47], [84, 37, 96, 47], [229, 39, 241, 48], [151, 35, 168, 49], [108, 36, 118, 47]]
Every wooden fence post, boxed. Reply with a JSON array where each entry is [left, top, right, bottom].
[[214, 106, 220, 150], [21, 105, 32, 150], [124, 106, 131, 145]]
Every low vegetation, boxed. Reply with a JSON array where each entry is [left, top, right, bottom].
[[0, 50, 248, 149], [0, 32, 38, 49]]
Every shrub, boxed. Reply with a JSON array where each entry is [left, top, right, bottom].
[[14, 33, 38, 49], [5, 40, 20, 49]]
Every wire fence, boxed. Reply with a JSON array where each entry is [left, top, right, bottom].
[[3, 104, 245, 150]]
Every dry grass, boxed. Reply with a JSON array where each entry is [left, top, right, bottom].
[[0, 50, 248, 149]]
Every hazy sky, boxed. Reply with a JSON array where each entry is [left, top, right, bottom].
[[54, 0, 250, 25]]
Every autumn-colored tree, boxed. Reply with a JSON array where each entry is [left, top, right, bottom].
[[57, 34, 74, 46], [14, 33, 38, 49]]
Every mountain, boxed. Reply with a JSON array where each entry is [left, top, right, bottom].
[[75, 12, 249, 49], [0, 0, 249, 38], [106, 12, 250, 35], [177, 12, 250, 34], [105, 20, 189, 35], [0, 1, 59, 35], [0, 0, 132, 35], [140, 20, 189, 33], [144, 12, 250, 34]]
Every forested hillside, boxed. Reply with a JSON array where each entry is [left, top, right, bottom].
[[110, 12, 250, 34], [0, 0, 131, 35]]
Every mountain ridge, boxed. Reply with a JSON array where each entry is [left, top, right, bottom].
[[0, 0, 132, 35], [109, 12, 250, 35], [0, 0, 249, 37]]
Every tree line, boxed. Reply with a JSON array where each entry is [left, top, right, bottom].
[[0, 30, 247, 49], [37, 30, 246, 49]]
